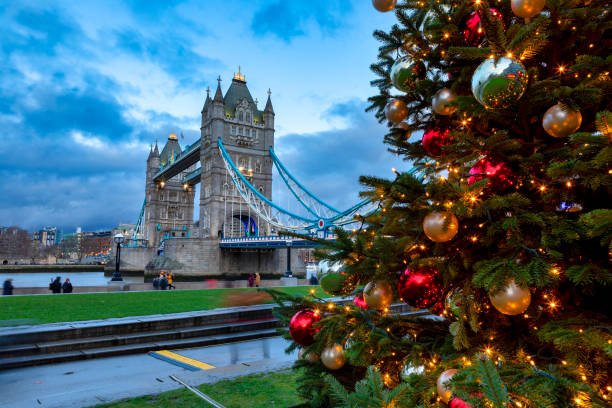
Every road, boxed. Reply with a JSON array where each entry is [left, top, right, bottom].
[[0, 337, 297, 408]]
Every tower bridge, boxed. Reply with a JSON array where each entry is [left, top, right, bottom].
[[119, 70, 374, 277]]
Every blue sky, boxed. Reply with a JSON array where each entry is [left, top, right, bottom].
[[0, 0, 404, 233]]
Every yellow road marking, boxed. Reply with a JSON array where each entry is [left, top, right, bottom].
[[154, 350, 216, 370]]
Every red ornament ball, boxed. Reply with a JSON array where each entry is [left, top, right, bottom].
[[450, 397, 473, 408], [468, 158, 513, 189], [398, 267, 445, 314], [289, 310, 321, 346], [422, 128, 451, 157], [463, 8, 503, 46]]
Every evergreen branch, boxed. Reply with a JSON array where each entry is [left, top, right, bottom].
[[476, 359, 509, 408], [447, 46, 492, 60], [595, 111, 612, 139]]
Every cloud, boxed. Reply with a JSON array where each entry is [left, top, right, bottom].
[[21, 87, 133, 141], [112, 28, 223, 85], [251, 0, 353, 41], [0, 171, 143, 232], [274, 99, 404, 211], [4, 8, 78, 56]]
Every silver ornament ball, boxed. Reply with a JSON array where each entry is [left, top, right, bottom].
[[432, 88, 458, 116], [542, 103, 582, 138], [400, 361, 425, 381], [390, 56, 423, 92], [372, 0, 397, 13], [471, 57, 528, 109], [316, 260, 330, 276], [385, 99, 409, 124], [511, 0, 546, 18]]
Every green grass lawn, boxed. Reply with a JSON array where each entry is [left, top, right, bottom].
[[91, 371, 303, 408], [0, 286, 322, 325]]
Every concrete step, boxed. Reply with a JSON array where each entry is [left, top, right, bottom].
[[0, 304, 278, 345], [0, 328, 279, 370], [0, 317, 278, 358]]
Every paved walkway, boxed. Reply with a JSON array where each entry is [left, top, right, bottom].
[[0, 336, 297, 408]]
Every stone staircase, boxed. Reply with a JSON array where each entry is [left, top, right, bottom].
[[0, 304, 279, 370], [0, 302, 431, 370]]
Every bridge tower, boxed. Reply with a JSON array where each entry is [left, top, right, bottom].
[[143, 132, 196, 247], [199, 69, 275, 239]]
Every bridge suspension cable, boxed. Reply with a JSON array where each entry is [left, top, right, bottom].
[[218, 139, 377, 232], [268, 148, 341, 219]]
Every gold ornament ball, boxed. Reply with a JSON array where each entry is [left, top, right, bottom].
[[298, 349, 319, 363], [511, 0, 546, 18], [423, 211, 459, 243], [363, 280, 393, 310], [385, 99, 409, 124], [489, 280, 532, 315], [432, 88, 457, 116], [372, 0, 397, 12], [394, 122, 412, 140], [321, 344, 346, 370], [437, 369, 457, 404], [542, 103, 582, 138]]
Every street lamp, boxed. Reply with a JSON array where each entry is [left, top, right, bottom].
[[285, 239, 293, 277], [112, 233, 125, 281]]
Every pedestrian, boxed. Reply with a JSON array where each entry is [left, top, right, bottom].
[[248, 273, 255, 287], [3, 278, 14, 295], [159, 274, 168, 290], [49, 276, 62, 294], [152, 277, 159, 290], [167, 272, 175, 290], [255, 272, 260, 287], [309, 274, 318, 285], [62, 278, 73, 294]]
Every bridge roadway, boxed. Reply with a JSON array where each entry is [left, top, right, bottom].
[[219, 235, 331, 248], [153, 138, 201, 183]]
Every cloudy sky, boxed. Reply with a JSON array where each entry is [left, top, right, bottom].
[[0, 0, 405, 233]]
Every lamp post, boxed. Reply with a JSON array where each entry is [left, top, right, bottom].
[[285, 239, 293, 277], [112, 233, 125, 281]]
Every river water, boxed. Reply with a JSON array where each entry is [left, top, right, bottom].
[[0, 272, 142, 287]]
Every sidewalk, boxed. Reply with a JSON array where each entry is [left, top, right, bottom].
[[0, 336, 297, 408]]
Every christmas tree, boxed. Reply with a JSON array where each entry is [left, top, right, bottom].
[[271, 0, 611, 407]]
